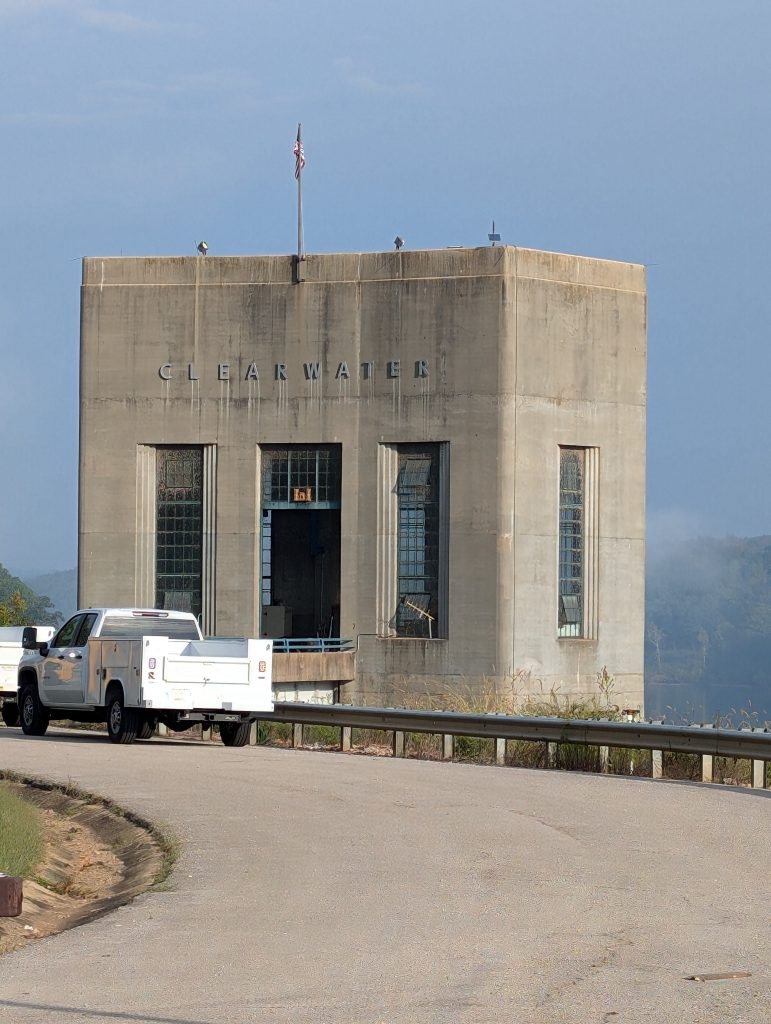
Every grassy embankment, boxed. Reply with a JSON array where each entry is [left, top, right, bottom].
[[0, 783, 43, 878]]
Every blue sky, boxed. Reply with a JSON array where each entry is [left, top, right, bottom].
[[2, 0, 770, 574]]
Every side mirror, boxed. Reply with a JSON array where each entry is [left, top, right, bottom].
[[38, 643, 50, 658], [21, 626, 37, 649]]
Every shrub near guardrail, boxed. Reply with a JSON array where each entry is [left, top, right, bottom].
[[254, 668, 628, 768], [393, 668, 626, 772], [257, 670, 770, 787]]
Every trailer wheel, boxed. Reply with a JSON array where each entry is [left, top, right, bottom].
[[19, 685, 49, 737], [106, 689, 139, 745], [1, 701, 20, 728], [219, 721, 251, 747], [137, 718, 156, 740]]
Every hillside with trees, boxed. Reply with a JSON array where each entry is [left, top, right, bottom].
[[24, 569, 76, 620], [0, 564, 62, 627]]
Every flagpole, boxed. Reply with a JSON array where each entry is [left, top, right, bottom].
[[296, 122, 304, 260]]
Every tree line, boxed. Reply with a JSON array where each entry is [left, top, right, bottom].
[[0, 564, 62, 627]]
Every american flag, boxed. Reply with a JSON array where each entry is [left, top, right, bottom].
[[293, 129, 305, 180]]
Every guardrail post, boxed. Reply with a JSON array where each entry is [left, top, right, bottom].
[[442, 734, 454, 760], [292, 722, 303, 748], [341, 726, 352, 752], [701, 754, 714, 784], [651, 750, 663, 780], [547, 742, 557, 768], [495, 738, 506, 765], [752, 729, 768, 789], [249, 720, 259, 746], [157, 722, 169, 737], [393, 730, 405, 758], [599, 746, 609, 773]]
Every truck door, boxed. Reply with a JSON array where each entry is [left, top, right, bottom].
[[43, 613, 98, 705]]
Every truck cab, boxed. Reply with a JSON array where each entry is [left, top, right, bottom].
[[28, 609, 201, 707]]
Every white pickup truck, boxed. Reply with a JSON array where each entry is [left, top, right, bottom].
[[1, 625, 56, 727], [16, 608, 273, 746]]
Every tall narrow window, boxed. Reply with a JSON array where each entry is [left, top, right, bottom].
[[378, 442, 449, 640], [558, 447, 585, 637], [396, 446, 440, 637], [558, 446, 600, 639], [156, 447, 203, 618]]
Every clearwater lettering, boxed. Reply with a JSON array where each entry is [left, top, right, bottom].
[[158, 360, 430, 382]]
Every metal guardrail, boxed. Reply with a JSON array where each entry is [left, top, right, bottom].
[[260, 702, 771, 788], [271, 638, 355, 653]]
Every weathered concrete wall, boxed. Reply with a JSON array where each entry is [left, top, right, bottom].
[[79, 245, 646, 711]]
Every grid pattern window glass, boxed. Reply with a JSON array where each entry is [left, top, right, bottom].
[[156, 447, 203, 618], [261, 446, 341, 505], [396, 446, 439, 637], [558, 447, 585, 637], [261, 510, 272, 606]]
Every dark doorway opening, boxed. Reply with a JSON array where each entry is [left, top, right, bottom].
[[268, 509, 340, 638], [260, 445, 342, 640]]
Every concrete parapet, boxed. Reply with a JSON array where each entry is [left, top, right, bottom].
[[272, 651, 355, 685]]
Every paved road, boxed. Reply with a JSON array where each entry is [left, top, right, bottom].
[[0, 728, 769, 1024]]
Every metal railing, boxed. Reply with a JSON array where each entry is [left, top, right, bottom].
[[254, 702, 771, 789], [271, 638, 355, 653]]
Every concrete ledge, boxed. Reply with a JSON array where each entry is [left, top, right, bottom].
[[82, 246, 644, 291], [272, 651, 355, 684]]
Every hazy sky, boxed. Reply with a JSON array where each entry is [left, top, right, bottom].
[[2, 0, 770, 574]]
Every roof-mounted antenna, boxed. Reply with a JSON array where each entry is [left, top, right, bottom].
[[488, 221, 501, 247]]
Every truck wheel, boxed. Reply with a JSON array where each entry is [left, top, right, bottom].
[[137, 718, 156, 740], [106, 690, 139, 745], [219, 721, 251, 747], [19, 685, 50, 737], [1, 701, 20, 728]]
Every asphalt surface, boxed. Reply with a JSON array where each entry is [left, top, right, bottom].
[[0, 727, 769, 1024]]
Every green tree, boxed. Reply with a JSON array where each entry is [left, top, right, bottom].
[[0, 590, 27, 626], [0, 564, 61, 626]]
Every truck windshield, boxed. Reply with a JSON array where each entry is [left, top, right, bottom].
[[99, 616, 201, 640]]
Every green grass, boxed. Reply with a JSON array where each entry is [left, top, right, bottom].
[[0, 783, 44, 878]]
